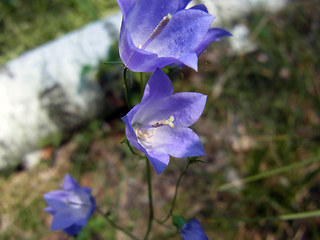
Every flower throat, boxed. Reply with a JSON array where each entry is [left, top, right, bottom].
[[134, 116, 175, 140]]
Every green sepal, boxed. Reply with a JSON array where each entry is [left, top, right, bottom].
[[172, 215, 187, 230], [187, 157, 205, 164]]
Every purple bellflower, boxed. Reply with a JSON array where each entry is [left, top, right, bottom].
[[117, 0, 232, 72], [181, 218, 209, 240], [121, 68, 206, 174], [43, 174, 96, 236]]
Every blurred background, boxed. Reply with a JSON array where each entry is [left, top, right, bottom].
[[0, 0, 319, 239]]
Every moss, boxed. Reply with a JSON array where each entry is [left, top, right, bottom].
[[0, 0, 118, 65]]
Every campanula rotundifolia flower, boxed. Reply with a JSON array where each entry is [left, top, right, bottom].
[[117, 0, 231, 72], [122, 68, 206, 174]]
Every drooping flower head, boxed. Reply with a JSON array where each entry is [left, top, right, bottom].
[[43, 174, 96, 236], [122, 68, 206, 174], [181, 218, 209, 240], [117, 0, 231, 72], [173, 216, 209, 240]]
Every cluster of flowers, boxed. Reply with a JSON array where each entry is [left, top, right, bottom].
[[44, 175, 208, 239], [44, 0, 230, 239]]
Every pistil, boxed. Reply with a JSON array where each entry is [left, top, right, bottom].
[[151, 116, 175, 128], [66, 198, 90, 208], [139, 14, 172, 50], [133, 116, 175, 140]]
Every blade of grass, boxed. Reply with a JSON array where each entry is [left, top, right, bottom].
[[217, 156, 320, 191], [278, 210, 320, 220], [209, 210, 320, 223]]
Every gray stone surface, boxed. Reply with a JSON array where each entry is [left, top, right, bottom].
[[0, 13, 122, 170], [195, 0, 288, 24]]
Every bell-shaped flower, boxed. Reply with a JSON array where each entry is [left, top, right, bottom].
[[122, 68, 206, 174], [181, 218, 209, 240], [117, 0, 231, 72], [43, 174, 96, 236]]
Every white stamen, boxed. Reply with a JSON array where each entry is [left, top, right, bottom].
[[135, 128, 157, 139]]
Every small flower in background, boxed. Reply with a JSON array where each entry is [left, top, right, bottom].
[[117, 0, 231, 72], [173, 216, 209, 240], [181, 218, 209, 240], [122, 68, 206, 174], [43, 174, 96, 236]]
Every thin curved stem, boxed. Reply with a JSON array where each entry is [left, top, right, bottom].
[[123, 67, 131, 109], [154, 218, 174, 229], [143, 158, 154, 240], [160, 160, 191, 223], [97, 208, 140, 240]]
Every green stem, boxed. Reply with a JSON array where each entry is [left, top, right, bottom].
[[97, 208, 140, 240], [144, 158, 154, 240], [139, 72, 144, 98], [160, 160, 191, 223], [154, 218, 174, 229], [123, 67, 130, 109]]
